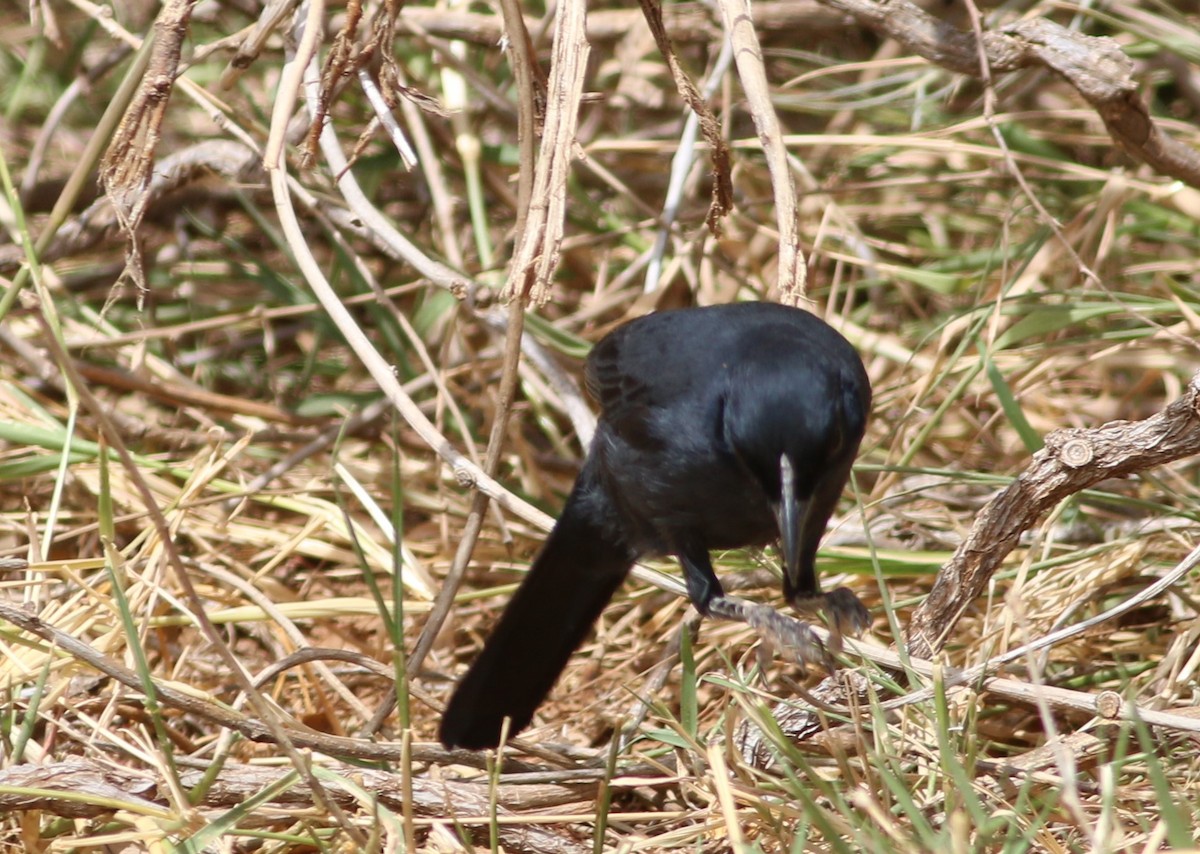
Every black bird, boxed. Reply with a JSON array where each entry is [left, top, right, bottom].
[[439, 302, 871, 750]]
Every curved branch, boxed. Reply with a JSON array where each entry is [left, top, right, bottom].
[[820, 0, 1200, 188], [906, 370, 1200, 659]]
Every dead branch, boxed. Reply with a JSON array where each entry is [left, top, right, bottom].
[[393, 2, 851, 47], [499, 0, 589, 304], [908, 370, 1200, 658], [0, 139, 261, 274], [818, 0, 1200, 189], [0, 601, 650, 777], [635, 0, 733, 236], [717, 0, 805, 301], [0, 758, 586, 852], [100, 0, 197, 290]]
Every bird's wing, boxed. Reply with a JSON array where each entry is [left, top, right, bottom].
[[584, 328, 664, 449], [583, 328, 622, 408], [585, 316, 711, 409]]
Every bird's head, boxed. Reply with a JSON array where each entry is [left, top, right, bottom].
[[724, 387, 853, 598]]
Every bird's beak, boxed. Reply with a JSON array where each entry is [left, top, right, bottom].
[[775, 454, 802, 587]]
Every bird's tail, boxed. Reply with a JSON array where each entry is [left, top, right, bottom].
[[439, 473, 633, 750]]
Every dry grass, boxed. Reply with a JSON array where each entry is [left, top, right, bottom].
[[2, 0, 1200, 851]]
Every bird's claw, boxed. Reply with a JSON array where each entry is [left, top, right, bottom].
[[783, 586, 869, 657], [791, 586, 870, 636], [823, 586, 871, 637]]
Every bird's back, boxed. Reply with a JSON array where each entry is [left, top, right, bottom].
[[586, 302, 851, 410]]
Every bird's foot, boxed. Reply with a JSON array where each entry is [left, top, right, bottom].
[[822, 587, 871, 637], [790, 586, 870, 635], [705, 595, 835, 671], [789, 587, 869, 655]]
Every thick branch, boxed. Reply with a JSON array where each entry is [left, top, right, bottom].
[[820, 0, 1200, 189], [906, 371, 1200, 658]]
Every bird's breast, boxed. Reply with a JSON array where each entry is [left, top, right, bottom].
[[595, 423, 777, 555]]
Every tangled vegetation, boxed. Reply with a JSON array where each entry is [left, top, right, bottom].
[[1, 0, 1199, 850]]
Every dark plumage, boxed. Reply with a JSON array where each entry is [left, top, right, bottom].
[[440, 302, 871, 750]]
